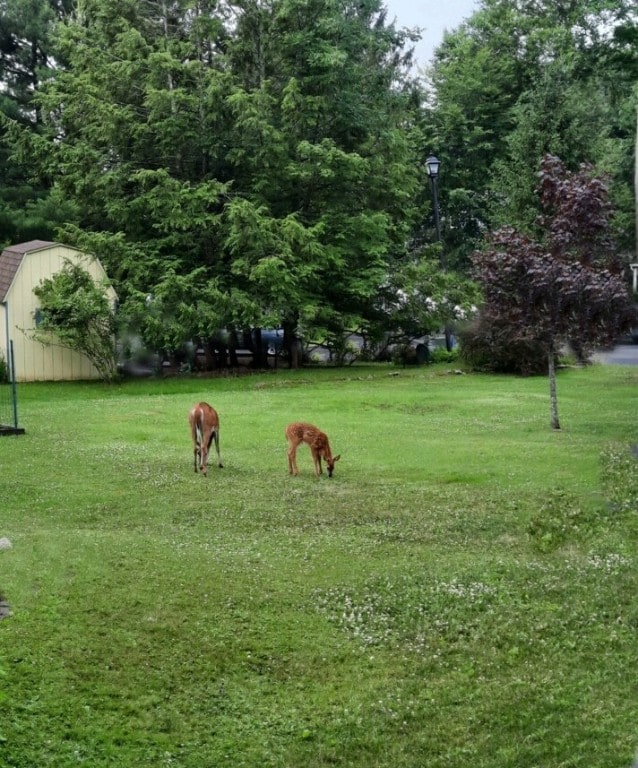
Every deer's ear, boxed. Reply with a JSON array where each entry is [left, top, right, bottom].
[[333, 455, 341, 462]]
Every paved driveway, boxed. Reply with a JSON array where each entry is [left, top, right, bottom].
[[593, 344, 638, 365]]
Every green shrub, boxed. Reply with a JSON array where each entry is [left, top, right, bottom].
[[429, 347, 459, 364], [32, 260, 118, 382], [0, 351, 7, 383]]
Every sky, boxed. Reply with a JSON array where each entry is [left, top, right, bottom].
[[383, 0, 481, 68]]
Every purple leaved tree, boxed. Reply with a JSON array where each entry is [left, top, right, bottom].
[[473, 154, 636, 430]]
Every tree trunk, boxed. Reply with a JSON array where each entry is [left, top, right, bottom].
[[283, 319, 300, 369], [548, 349, 560, 430], [228, 329, 239, 367], [635, 105, 637, 260], [160, 0, 182, 175], [204, 338, 217, 370], [252, 328, 267, 368]]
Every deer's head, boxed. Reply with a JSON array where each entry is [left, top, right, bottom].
[[326, 454, 341, 477]]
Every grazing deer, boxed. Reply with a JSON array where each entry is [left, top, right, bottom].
[[285, 422, 340, 478], [189, 402, 223, 476]]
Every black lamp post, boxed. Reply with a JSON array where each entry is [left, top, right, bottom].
[[425, 153, 453, 351], [425, 153, 442, 251]]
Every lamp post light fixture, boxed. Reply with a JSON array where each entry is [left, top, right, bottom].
[[425, 153, 453, 351], [425, 153, 441, 178], [425, 154, 442, 246]]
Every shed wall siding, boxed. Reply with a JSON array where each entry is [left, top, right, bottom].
[[2, 245, 115, 382], [0, 304, 7, 372]]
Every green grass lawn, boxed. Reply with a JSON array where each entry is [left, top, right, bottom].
[[1, 362, 637, 767]]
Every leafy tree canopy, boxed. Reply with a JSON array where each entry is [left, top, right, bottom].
[[472, 154, 636, 429]]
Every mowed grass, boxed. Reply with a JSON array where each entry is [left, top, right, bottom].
[[0, 363, 637, 768]]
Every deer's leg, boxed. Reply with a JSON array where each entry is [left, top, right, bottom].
[[212, 430, 223, 468], [206, 431, 221, 470], [287, 442, 298, 475], [193, 421, 204, 473], [191, 423, 200, 472], [311, 449, 322, 478]]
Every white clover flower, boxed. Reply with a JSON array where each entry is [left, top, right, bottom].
[[587, 553, 631, 573]]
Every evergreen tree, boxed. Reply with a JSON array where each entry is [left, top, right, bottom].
[[424, 0, 638, 268], [222, 0, 423, 361], [0, 0, 76, 246], [6, 0, 425, 366]]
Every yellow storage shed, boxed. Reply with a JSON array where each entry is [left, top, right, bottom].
[[0, 240, 117, 382]]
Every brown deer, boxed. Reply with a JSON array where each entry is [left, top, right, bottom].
[[189, 402, 223, 476], [285, 422, 340, 478]]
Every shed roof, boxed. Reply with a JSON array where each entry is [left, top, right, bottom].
[[0, 240, 57, 302]]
